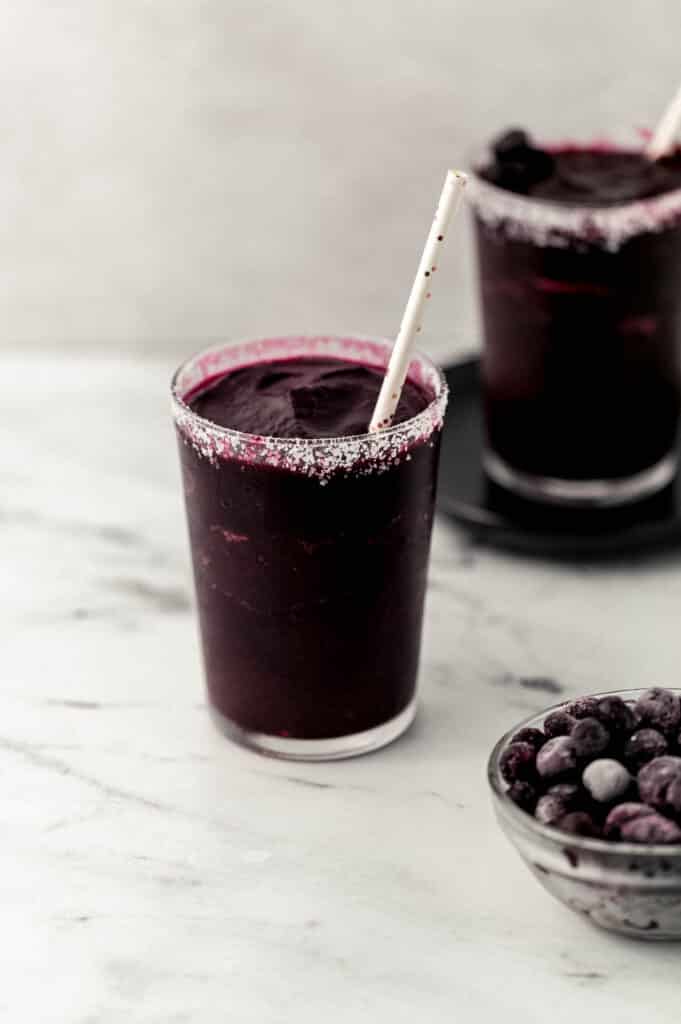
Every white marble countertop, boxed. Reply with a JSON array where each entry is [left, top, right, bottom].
[[5, 350, 681, 1023]]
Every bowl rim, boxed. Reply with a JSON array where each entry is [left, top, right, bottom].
[[488, 687, 681, 858]]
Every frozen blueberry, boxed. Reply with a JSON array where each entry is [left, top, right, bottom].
[[582, 758, 631, 803], [493, 128, 532, 162], [535, 793, 571, 826], [603, 802, 657, 839], [594, 696, 636, 738], [547, 782, 581, 808], [534, 784, 581, 826], [621, 812, 681, 844], [543, 710, 576, 738], [571, 717, 610, 760], [670, 776, 681, 814], [565, 696, 600, 720], [624, 728, 667, 771], [510, 727, 546, 752], [490, 130, 554, 192], [499, 741, 536, 783], [635, 688, 681, 736], [536, 736, 578, 780], [638, 755, 681, 815], [556, 811, 599, 837], [507, 780, 538, 813]]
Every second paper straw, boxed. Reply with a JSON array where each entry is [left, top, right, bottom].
[[646, 81, 681, 161]]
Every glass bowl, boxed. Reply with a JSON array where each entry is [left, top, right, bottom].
[[488, 689, 681, 940]]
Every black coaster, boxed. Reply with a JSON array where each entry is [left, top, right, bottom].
[[437, 358, 681, 556]]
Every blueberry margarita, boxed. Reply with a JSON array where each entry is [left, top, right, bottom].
[[172, 335, 447, 759], [470, 129, 681, 504], [501, 687, 681, 843]]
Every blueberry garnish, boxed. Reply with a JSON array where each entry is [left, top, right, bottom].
[[487, 128, 555, 193]]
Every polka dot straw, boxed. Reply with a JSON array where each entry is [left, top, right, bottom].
[[369, 169, 467, 432]]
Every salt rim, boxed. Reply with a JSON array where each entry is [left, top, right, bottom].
[[171, 335, 448, 481], [468, 158, 681, 253]]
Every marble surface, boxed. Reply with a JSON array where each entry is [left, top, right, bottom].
[[6, 349, 681, 1023]]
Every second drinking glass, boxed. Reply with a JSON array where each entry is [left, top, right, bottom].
[[469, 131, 681, 506]]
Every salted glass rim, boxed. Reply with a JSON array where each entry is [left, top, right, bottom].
[[170, 333, 448, 449], [466, 132, 681, 249]]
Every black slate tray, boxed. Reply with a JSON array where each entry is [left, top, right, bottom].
[[436, 358, 681, 556]]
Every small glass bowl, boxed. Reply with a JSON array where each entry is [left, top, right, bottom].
[[488, 689, 681, 940]]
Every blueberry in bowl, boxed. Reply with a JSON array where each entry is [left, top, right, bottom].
[[488, 688, 681, 939]]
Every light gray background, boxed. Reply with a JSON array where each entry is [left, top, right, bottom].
[[2, 0, 680, 361]]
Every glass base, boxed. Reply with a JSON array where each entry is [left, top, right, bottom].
[[483, 449, 677, 508], [209, 697, 417, 761]]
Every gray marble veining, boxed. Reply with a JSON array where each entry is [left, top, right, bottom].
[[4, 351, 681, 1022]]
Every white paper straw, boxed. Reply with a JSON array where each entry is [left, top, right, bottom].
[[646, 81, 681, 161], [369, 169, 467, 432]]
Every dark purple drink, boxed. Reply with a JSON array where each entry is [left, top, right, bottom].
[[470, 130, 681, 505], [172, 336, 447, 760]]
